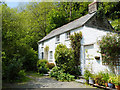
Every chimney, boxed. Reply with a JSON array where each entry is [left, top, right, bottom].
[[88, 0, 98, 14]]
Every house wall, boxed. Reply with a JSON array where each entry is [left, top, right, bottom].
[[38, 26, 120, 75]]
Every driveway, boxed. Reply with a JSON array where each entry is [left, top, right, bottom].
[[2, 75, 96, 89]]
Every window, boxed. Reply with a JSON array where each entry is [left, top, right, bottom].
[[42, 42, 44, 47], [41, 47, 44, 52], [66, 31, 70, 40], [56, 35, 60, 43], [41, 52, 44, 59], [50, 51, 53, 59]]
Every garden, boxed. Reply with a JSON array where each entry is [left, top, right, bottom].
[[83, 33, 120, 89]]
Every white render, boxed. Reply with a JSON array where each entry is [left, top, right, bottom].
[[38, 25, 120, 75]]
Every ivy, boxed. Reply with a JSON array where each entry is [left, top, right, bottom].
[[69, 32, 82, 67]]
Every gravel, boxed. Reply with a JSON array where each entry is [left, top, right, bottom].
[[2, 76, 95, 89]]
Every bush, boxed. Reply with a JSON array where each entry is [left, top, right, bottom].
[[49, 66, 75, 81], [49, 66, 61, 78], [18, 70, 26, 79], [54, 44, 80, 75], [47, 63, 55, 69], [37, 59, 49, 74], [84, 69, 91, 80], [2, 58, 23, 82], [98, 33, 120, 65], [22, 48, 38, 71]]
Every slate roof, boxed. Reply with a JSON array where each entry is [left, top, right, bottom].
[[38, 12, 96, 43]]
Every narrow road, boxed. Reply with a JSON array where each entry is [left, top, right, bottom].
[[2, 75, 95, 89]]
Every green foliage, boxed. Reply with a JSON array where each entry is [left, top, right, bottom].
[[37, 59, 49, 74], [54, 44, 81, 76], [69, 32, 82, 68], [18, 70, 26, 78], [84, 69, 91, 80], [2, 4, 39, 82], [54, 44, 74, 73], [49, 66, 75, 82], [46, 63, 55, 69], [114, 75, 120, 86], [47, 2, 90, 33], [98, 2, 120, 31], [96, 2, 105, 19], [22, 48, 38, 71], [98, 33, 120, 66], [101, 72, 109, 83], [2, 58, 25, 82], [94, 71, 109, 85], [94, 72, 103, 85], [49, 66, 61, 78], [108, 74, 116, 84], [2, 1, 120, 82]]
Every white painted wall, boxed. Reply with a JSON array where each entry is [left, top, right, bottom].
[[38, 25, 120, 75]]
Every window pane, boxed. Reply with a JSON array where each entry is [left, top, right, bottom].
[[56, 35, 60, 42], [66, 32, 70, 39]]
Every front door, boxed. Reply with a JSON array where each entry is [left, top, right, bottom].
[[84, 44, 95, 72]]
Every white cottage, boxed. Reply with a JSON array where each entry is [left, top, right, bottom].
[[38, 2, 120, 75]]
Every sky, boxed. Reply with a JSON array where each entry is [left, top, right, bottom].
[[4, 0, 35, 8], [6, 2, 20, 8], [4, 0, 42, 8]]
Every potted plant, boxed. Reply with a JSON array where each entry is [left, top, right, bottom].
[[114, 75, 120, 90], [108, 75, 115, 88], [94, 56, 100, 60], [94, 72, 104, 85], [101, 72, 109, 87], [89, 74, 95, 84], [84, 69, 91, 84]]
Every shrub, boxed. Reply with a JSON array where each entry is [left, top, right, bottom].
[[2, 58, 23, 82], [22, 48, 38, 71], [37, 59, 49, 74], [98, 33, 120, 66], [49, 66, 75, 81], [47, 63, 55, 69], [84, 69, 91, 80], [49, 66, 61, 78], [18, 70, 26, 78], [54, 44, 80, 75]]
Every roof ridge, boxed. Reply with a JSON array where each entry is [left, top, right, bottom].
[[38, 12, 96, 43]]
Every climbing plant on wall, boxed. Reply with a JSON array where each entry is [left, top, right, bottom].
[[69, 32, 82, 68]]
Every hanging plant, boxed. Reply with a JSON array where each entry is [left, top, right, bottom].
[[94, 56, 100, 60]]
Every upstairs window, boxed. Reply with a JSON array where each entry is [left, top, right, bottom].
[[56, 35, 60, 43], [66, 31, 70, 40], [42, 42, 44, 47]]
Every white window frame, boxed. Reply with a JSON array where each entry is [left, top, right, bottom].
[[56, 35, 60, 43], [66, 31, 70, 40]]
